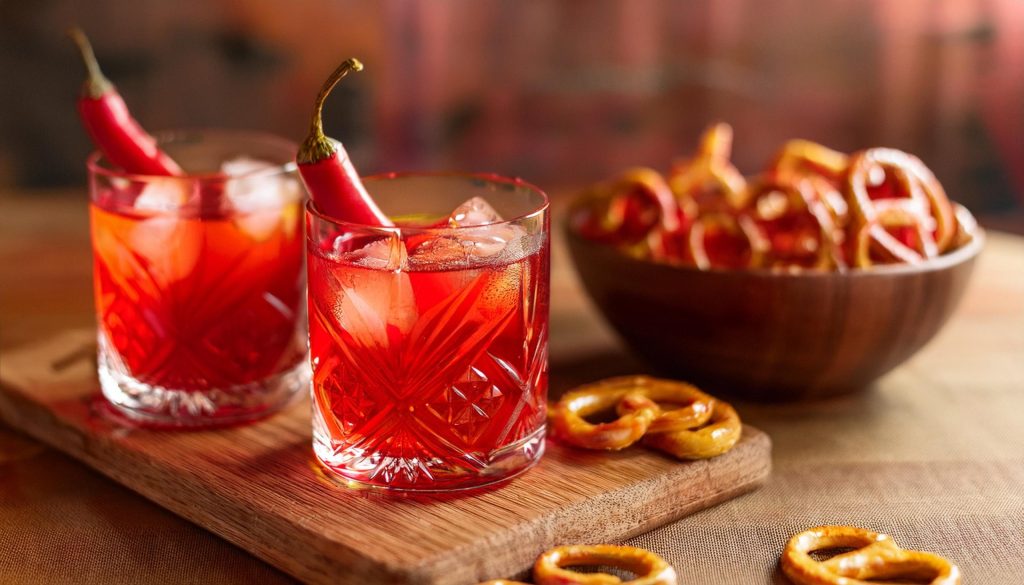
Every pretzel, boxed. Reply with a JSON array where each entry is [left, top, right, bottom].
[[952, 202, 977, 249], [686, 211, 767, 270], [746, 177, 844, 270], [548, 377, 661, 450], [551, 376, 741, 458], [768, 140, 851, 228], [575, 125, 974, 272], [575, 167, 683, 251], [850, 206, 935, 267], [808, 175, 850, 231], [770, 139, 849, 180], [669, 122, 749, 212], [845, 148, 956, 267], [665, 124, 774, 269], [533, 544, 678, 585], [781, 526, 961, 585], [614, 378, 714, 434], [626, 398, 742, 460]]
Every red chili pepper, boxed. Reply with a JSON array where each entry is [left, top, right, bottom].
[[297, 59, 391, 227], [69, 28, 182, 177]]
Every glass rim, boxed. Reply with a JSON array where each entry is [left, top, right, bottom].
[[86, 128, 298, 183], [305, 171, 550, 234]]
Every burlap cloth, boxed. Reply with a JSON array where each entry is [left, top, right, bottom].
[[2, 232, 1022, 584]]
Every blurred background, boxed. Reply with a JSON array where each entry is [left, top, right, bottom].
[[1, 0, 1022, 230]]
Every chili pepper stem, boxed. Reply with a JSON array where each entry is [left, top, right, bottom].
[[67, 27, 113, 99], [296, 58, 391, 226], [298, 58, 363, 165]]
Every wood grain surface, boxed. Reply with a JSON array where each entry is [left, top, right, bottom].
[[0, 329, 771, 585]]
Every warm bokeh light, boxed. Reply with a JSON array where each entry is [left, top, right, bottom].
[[0, 0, 1021, 230]]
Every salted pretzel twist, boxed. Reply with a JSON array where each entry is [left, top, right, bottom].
[[533, 544, 678, 585], [781, 526, 961, 585]]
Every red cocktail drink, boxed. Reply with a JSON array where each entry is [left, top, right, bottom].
[[90, 130, 309, 427], [307, 174, 549, 491]]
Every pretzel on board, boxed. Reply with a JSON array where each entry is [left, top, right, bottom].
[[614, 377, 715, 435], [781, 525, 961, 585], [548, 376, 661, 451], [621, 396, 742, 460], [551, 376, 741, 460]]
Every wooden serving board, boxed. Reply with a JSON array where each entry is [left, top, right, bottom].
[[0, 330, 771, 585]]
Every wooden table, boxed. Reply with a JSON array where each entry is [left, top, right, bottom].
[[2, 190, 1023, 583]]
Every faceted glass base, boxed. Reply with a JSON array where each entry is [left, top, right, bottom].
[[313, 418, 546, 492], [98, 336, 309, 429]]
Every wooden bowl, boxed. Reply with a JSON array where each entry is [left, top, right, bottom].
[[565, 223, 984, 401]]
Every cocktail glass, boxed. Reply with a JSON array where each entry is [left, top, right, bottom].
[[89, 129, 309, 427], [306, 174, 550, 491]]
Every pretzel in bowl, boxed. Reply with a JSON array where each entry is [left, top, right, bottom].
[[573, 167, 685, 261], [781, 525, 961, 585], [772, 138, 848, 177], [769, 139, 851, 225], [850, 205, 937, 267], [746, 176, 845, 270], [667, 123, 760, 269], [573, 124, 979, 273], [669, 122, 749, 212], [534, 544, 678, 585], [686, 211, 768, 270], [844, 148, 957, 267], [952, 202, 979, 249]]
